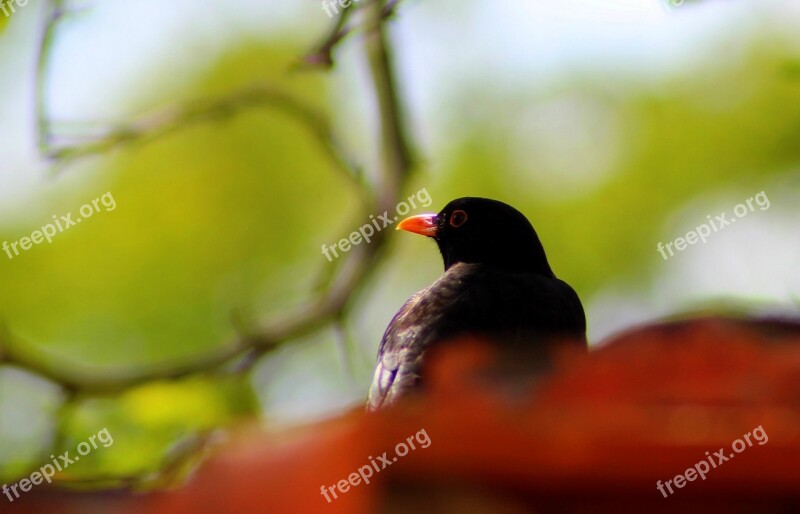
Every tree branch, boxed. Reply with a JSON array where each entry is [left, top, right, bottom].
[[2, 0, 413, 396], [302, 0, 405, 69], [41, 84, 365, 190], [35, 0, 67, 150]]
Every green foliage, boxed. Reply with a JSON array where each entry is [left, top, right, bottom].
[[0, 43, 351, 364], [1, 6, 799, 488], [0, 1, 11, 33], [0, 42, 354, 482], [56, 377, 255, 482], [435, 43, 800, 295]]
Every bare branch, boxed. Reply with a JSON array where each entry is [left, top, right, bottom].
[[364, 0, 414, 207], [302, 0, 356, 68], [35, 0, 67, 150], [302, 0, 405, 69], [3, 0, 414, 398], [42, 84, 364, 190]]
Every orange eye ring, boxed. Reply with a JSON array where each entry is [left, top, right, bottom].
[[449, 210, 468, 228]]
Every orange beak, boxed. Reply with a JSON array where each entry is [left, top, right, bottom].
[[396, 213, 438, 237]]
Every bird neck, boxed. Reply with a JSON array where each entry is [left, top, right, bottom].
[[440, 240, 555, 277]]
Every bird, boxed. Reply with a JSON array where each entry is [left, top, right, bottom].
[[367, 197, 586, 411]]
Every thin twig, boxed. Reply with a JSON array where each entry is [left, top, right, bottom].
[[364, 0, 414, 207], [35, 0, 67, 150], [43, 84, 364, 190], [302, 0, 356, 68], [302, 0, 405, 69], [4, 0, 413, 396]]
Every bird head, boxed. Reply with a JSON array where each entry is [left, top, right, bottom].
[[396, 197, 555, 276]]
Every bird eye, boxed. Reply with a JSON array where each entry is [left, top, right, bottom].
[[449, 210, 468, 228]]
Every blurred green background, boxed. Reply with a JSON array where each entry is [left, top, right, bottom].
[[0, 0, 798, 487]]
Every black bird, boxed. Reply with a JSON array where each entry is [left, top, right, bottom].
[[367, 197, 586, 411]]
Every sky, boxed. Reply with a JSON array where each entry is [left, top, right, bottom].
[[0, 0, 721, 203]]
